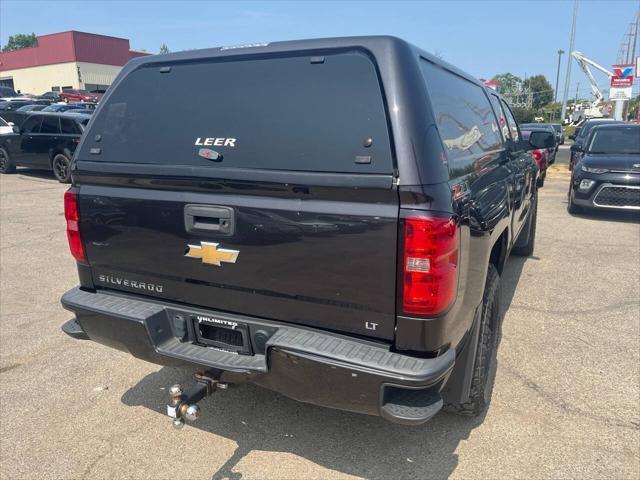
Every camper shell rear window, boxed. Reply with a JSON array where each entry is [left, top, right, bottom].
[[80, 51, 393, 174]]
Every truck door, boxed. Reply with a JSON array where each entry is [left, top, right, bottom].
[[499, 100, 532, 239]]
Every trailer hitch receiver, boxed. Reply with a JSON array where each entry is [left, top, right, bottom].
[[166, 371, 227, 429]]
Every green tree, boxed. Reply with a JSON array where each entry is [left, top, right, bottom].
[[159, 43, 170, 54], [2, 33, 37, 52], [628, 95, 640, 120], [525, 74, 554, 109], [537, 102, 562, 122], [511, 107, 535, 124], [490, 73, 522, 96]]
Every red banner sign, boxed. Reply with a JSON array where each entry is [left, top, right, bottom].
[[611, 65, 634, 87]]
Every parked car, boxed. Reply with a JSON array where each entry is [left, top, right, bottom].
[[551, 123, 564, 144], [74, 102, 97, 110], [0, 112, 90, 182], [521, 124, 557, 164], [520, 128, 554, 187], [569, 118, 623, 170], [0, 103, 48, 126], [521, 123, 558, 147], [59, 36, 548, 427], [38, 91, 61, 102], [65, 108, 95, 115], [521, 131, 549, 187], [0, 98, 35, 111], [41, 103, 87, 113], [16, 104, 47, 113], [568, 123, 640, 213], [0, 99, 38, 124], [59, 89, 102, 103], [0, 86, 19, 98], [2, 104, 47, 126], [0, 117, 17, 135]]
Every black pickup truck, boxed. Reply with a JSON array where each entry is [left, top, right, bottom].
[[60, 36, 553, 426]]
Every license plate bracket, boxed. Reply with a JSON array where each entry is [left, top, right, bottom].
[[192, 314, 253, 355]]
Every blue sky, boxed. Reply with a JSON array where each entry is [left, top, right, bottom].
[[1, 0, 638, 98]]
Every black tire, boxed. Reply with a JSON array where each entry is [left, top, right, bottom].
[[512, 192, 537, 257], [52, 153, 72, 183], [445, 264, 501, 416], [567, 184, 583, 214], [0, 147, 16, 174], [537, 172, 545, 188]]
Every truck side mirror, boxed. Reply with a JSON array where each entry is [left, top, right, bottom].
[[529, 131, 555, 150]]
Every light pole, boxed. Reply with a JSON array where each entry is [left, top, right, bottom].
[[553, 49, 564, 121], [561, 0, 579, 124], [554, 49, 564, 103]]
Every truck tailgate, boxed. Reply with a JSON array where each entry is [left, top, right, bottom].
[[79, 178, 399, 340]]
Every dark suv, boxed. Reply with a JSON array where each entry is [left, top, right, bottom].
[[0, 112, 90, 182], [569, 123, 640, 213], [569, 118, 623, 170], [59, 37, 549, 426]]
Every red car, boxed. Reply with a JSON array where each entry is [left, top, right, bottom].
[[59, 89, 102, 103], [530, 148, 548, 187], [521, 129, 549, 187]]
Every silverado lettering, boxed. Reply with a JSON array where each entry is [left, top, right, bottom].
[[97, 274, 163, 293]]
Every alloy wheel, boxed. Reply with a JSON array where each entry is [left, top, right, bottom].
[[54, 156, 69, 180]]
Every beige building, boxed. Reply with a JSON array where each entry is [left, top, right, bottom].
[[0, 31, 149, 94]]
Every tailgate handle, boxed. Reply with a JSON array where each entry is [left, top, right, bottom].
[[184, 205, 235, 235]]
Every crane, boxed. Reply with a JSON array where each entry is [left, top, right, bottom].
[[571, 51, 614, 119]]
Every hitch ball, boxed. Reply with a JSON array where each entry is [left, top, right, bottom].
[[166, 371, 222, 429], [184, 404, 201, 422]]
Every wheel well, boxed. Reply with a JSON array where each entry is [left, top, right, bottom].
[[489, 229, 508, 275], [49, 149, 69, 165]]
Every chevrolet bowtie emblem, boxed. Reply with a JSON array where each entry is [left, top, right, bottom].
[[185, 242, 239, 266]]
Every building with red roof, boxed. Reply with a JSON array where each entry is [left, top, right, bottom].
[[0, 31, 149, 95]]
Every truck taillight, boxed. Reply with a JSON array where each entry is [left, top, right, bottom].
[[402, 215, 459, 315], [64, 189, 86, 262]]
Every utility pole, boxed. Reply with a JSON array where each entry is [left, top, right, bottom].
[[575, 81, 580, 106], [561, 0, 578, 124], [553, 49, 564, 121], [554, 49, 564, 103]]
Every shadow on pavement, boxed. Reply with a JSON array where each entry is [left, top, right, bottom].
[[568, 208, 640, 224], [121, 253, 526, 479], [501, 255, 529, 316], [123, 370, 487, 479], [15, 168, 58, 182]]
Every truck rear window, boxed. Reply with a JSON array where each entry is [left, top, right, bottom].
[[81, 52, 393, 174]]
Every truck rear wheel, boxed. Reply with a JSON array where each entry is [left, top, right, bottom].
[[445, 264, 501, 416]]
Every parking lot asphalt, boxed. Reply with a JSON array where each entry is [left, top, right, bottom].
[[1, 145, 639, 480]]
